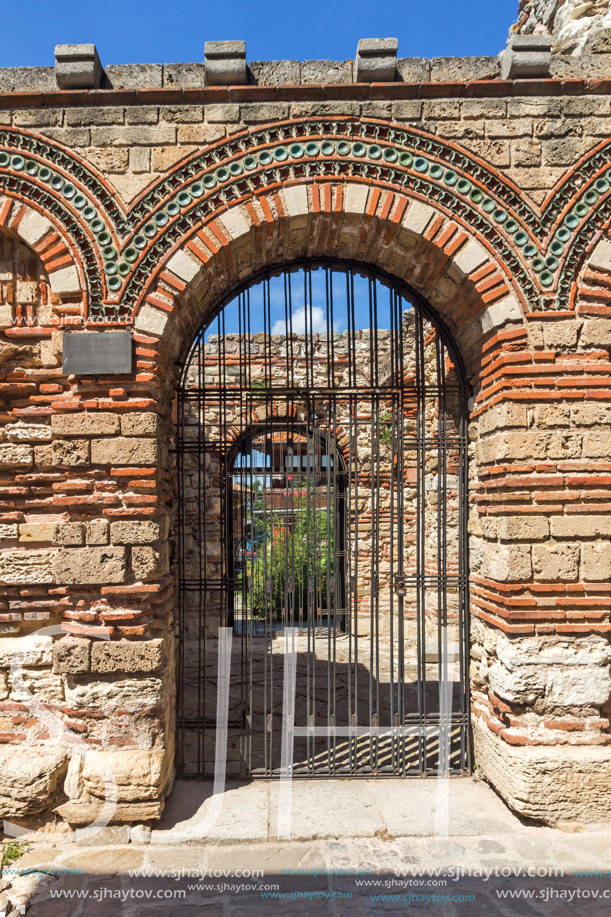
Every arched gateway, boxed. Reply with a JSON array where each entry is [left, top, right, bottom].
[[176, 261, 470, 778]]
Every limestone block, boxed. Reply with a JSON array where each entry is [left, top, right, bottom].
[[65, 674, 163, 709], [52, 547, 126, 585], [479, 403, 528, 435], [52, 439, 90, 466], [166, 249, 200, 282], [0, 746, 67, 817], [110, 520, 163, 544], [589, 237, 611, 272], [496, 632, 611, 670], [0, 670, 8, 700], [0, 550, 54, 585], [53, 636, 91, 674], [48, 265, 80, 295], [282, 184, 309, 217], [19, 521, 58, 543], [477, 432, 546, 464], [120, 412, 159, 435], [579, 318, 611, 347], [497, 516, 549, 541], [5, 422, 52, 442], [355, 38, 398, 82], [17, 210, 53, 247], [449, 238, 489, 279], [582, 431, 611, 458], [86, 519, 109, 546], [55, 43, 102, 90], [0, 524, 18, 539], [204, 40, 247, 86], [10, 667, 64, 702], [81, 747, 173, 801], [479, 293, 522, 334], [480, 542, 532, 583], [0, 442, 33, 468], [134, 304, 169, 337], [90, 636, 168, 673], [543, 321, 580, 350], [474, 718, 611, 827], [581, 542, 611, 582], [402, 201, 435, 235], [571, 403, 611, 426], [54, 522, 85, 546], [546, 666, 611, 707], [131, 544, 169, 581], [532, 543, 580, 582], [488, 661, 545, 704], [51, 412, 120, 435], [532, 404, 570, 429], [219, 206, 250, 241], [56, 799, 164, 825], [551, 515, 611, 538], [0, 634, 53, 667], [91, 437, 157, 465]]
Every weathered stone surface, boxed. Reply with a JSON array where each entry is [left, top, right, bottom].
[[51, 412, 120, 435], [131, 544, 169, 581], [53, 636, 91, 674], [90, 637, 168, 673], [0, 634, 53, 667], [0, 746, 67, 817], [91, 437, 157, 465], [81, 748, 173, 802], [86, 518, 109, 546], [120, 412, 159, 435], [11, 666, 64, 702], [0, 442, 33, 468], [110, 520, 163, 544], [581, 541, 611, 582], [52, 547, 126, 584], [55, 799, 165, 825], [19, 521, 57, 543], [65, 674, 163, 709], [5, 422, 51, 442], [52, 439, 90, 466], [0, 550, 54, 585], [532, 543, 580, 581], [496, 516, 549, 541], [474, 718, 611, 826], [53, 522, 85, 546], [480, 543, 532, 583]]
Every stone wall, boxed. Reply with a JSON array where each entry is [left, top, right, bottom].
[[0, 49, 609, 827], [515, 0, 611, 55]]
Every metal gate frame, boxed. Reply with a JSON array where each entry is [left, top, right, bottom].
[[176, 259, 472, 779]]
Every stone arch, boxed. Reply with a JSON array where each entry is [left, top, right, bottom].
[[133, 178, 528, 385]]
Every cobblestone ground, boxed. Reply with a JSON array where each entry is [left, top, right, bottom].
[[3, 779, 610, 915]]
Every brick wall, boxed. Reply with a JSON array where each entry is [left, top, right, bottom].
[[0, 62, 609, 828]]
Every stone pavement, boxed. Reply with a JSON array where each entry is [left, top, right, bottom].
[[3, 778, 611, 915]]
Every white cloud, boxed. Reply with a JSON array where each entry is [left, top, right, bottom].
[[272, 305, 329, 335]]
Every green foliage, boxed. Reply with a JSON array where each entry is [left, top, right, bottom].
[[2, 840, 31, 869], [249, 497, 334, 620], [379, 411, 392, 445]]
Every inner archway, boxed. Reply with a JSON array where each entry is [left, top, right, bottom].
[[176, 260, 471, 779]]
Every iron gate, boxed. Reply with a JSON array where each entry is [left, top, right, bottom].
[[176, 260, 471, 778]]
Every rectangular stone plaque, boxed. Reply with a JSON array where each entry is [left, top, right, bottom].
[[63, 331, 132, 375]]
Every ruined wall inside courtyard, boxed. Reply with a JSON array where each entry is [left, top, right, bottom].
[[0, 33, 609, 828]]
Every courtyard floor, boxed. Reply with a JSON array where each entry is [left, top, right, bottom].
[[4, 778, 611, 915]]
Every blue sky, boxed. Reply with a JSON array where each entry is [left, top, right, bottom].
[[1, 0, 518, 68]]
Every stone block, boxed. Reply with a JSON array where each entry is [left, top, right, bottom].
[[588, 237, 611, 272], [532, 404, 570, 429], [479, 403, 528, 435], [551, 515, 611, 538], [500, 35, 552, 81], [532, 543, 580, 582], [18, 210, 53, 248], [86, 519, 109, 546], [474, 718, 611, 827], [479, 293, 522, 334], [52, 438, 90, 467], [581, 542, 611, 582], [219, 206, 250, 240], [110, 520, 163, 544], [0, 550, 54, 585], [480, 542, 532, 583], [355, 38, 398, 82], [51, 411, 120, 436], [53, 636, 91, 674], [477, 432, 546, 464], [402, 201, 435, 235], [81, 747, 173, 802], [54, 522, 85, 546], [0, 746, 67, 817], [488, 661, 545, 704], [90, 636, 168, 673], [52, 547, 126, 585], [0, 442, 33, 469], [300, 59, 353, 84], [6, 422, 52, 442], [0, 524, 18, 539], [65, 674, 163, 709], [497, 516, 549, 542], [55, 43, 102, 90], [19, 521, 58, 543], [496, 633, 611, 670], [546, 666, 611, 708], [449, 239, 489, 279], [580, 319, 611, 348], [134, 304, 168, 337], [204, 41, 247, 86], [11, 667, 64, 702], [131, 544, 169, 581], [48, 265, 80, 295], [91, 437, 157, 465], [0, 634, 53, 667], [166, 250, 200, 283]]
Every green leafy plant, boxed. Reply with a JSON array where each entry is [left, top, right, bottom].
[[249, 497, 334, 620], [379, 411, 393, 445], [2, 840, 31, 869]]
